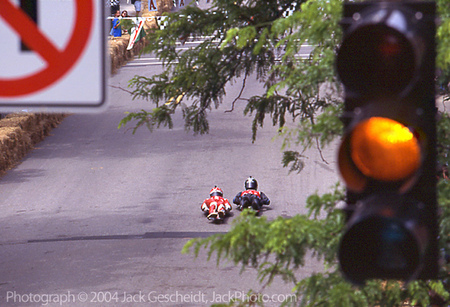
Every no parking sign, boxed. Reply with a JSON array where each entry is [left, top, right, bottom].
[[0, 0, 107, 112]]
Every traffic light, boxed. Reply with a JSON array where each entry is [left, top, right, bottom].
[[336, 1, 438, 285]]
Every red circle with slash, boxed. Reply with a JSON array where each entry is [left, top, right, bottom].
[[0, 0, 94, 97]]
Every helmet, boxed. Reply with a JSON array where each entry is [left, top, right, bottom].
[[210, 186, 223, 197], [244, 176, 258, 190]]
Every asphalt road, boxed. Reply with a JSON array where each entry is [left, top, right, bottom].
[[0, 47, 339, 306]]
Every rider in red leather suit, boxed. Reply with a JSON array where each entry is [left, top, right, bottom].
[[201, 186, 232, 220]]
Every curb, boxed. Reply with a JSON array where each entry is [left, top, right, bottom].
[[0, 113, 66, 174]]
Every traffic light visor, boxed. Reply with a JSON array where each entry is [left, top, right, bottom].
[[339, 117, 421, 191]]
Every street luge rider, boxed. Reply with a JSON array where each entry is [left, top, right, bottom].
[[201, 186, 232, 220], [233, 176, 270, 212]]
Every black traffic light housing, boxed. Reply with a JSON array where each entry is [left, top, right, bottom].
[[336, 1, 438, 285]]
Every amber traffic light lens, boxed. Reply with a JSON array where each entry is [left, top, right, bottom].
[[350, 117, 421, 182]]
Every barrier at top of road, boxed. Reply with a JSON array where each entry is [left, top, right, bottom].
[[106, 16, 164, 20], [107, 16, 169, 30]]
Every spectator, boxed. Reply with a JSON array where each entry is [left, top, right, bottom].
[[121, 10, 129, 34], [132, 0, 142, 17], [110, 10, 122, 37]]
